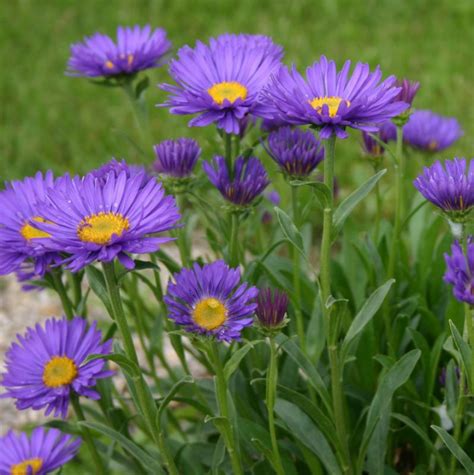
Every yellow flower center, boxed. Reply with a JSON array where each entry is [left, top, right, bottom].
[[20, 216, 51, 241], [11, 458, 43, 475], [309, 96, 350, 117], [127, 54, 134, 66], [105, 60, 115, 69], [43, 356, 78, 388], [208, 81, 248, 105], [193, 297, 227, 330], [77, 212, 129, 245], [428, 140, 438, 151]]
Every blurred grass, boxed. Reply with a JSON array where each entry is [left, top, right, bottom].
[[0, 0, 473, 181]]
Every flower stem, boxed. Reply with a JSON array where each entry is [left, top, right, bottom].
[[224, 132, 233, 178], [71, 395, 106, 475], [266, 337, 285, 475], [320, 135, 352, 475], [209, 341, 243, 475], [291, 184, 305, 351], [176, 193, 191, 267], [51, 270, 75, 320], [229, 212, 240, 267]]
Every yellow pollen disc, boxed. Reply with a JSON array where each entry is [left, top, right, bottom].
[[193, 298, 227, 330], [309, 96, 350, 117], [127, 54, 134, 66], [43, 356, 77, 388], [428, 140, 438, 151], [105, 60, 115, 69], [11, 458, 43, 475], [77, 212, 129, 245], [20, 216, 51, 241], [208, 81, 248, 105]]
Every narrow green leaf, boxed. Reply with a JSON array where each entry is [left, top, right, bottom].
[[274, 206, 306, 258], [448, 320, 473, 389], [157, 376, 194, 420], [275, 399, 342, 475], [290, 179, 331, 209], [79, 421, 164, 474], [85, 266, 112, 316], [224, 340, 263, 380], [343, 279, 394, 354], [431, 425, 474, 473], [333, 169, 387, 234], [86, 352, 140, 378]]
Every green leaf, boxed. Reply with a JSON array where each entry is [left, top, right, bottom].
[[224, 340, 263, 380], [85, 266, 112, 316], [135, 76, 150, 99], [431, 425, 474, 473], [448, 320, 473, 390], [290, 179, 331, 209], [275, 335, 332, 415], [357, 349, 421, 470], [342, 279, 394, 359], [86, 352, 140, 378], [274, 206, 306, 258], [275, 399, 342, 475], [79, 421, 164, 474], [332, 169, 387, 235], [157, 376, 194, 421]]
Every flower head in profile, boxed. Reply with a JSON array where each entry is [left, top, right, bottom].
[[164, 260, 258, 341], [90, 158, 150, 185], [0, 427, 81, 475], [1, 317, 113, 418], [258, 55, 408, 139], [413, 158, 474, 221], [266, 126, 324, 178], [160, 33, 283, 134], [403, 110, 462, 152], [67, 25, 171, 78], [203, 156, 269, 206], [361, 121, 396, 158], [153, 138, 201, 178], [394, 78, 420, 106], [444, 239, 474, 305], [35, 164, 180, 271], [0, 172, 63, 279], [255, 288, 289, 331]]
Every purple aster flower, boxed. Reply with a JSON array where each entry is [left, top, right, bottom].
[[403, 110, 462, 152], [203, 156, 269, 206], [0, 427, 81, 475], [160, 33, 283, 135], [257, 55, 408, 139], [394, 78, 420, 106], [260, 117, 288, 133], [0, 172, 63, 279], [67, 25, 171, 78], [266, 126, 324, 177], [444, 239, 474, 305], [35, 165, 180, 272], [255, 288, 289, 329], [413, 158, 474, 219], [164, 260, 258, 341], [153, 138, 201, 178], [90, 158, 150, 185], [1, 317, 113, 418], [361, 121, 396, 157]]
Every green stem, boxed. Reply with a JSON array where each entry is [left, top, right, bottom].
[[51, 270, 75, 320], [449, 368, 466, 475], [71, 395, 106, 475], [210, 341, 243, 475], [373, 162, 383, 242], [320, 135, 352, 475], [176, 193, 190, 266], [229, 213, 240, 267], [266, 337, 285, 475], [291, 185, 305, 351], [224, 132, 233, 178]]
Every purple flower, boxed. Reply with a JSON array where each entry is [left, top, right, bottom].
[[394, 78, 420, 106], [266, 126, 324, 177], [90, 158, 150, 185], [0, 172, 63, 279], [67, 25, 171, 77], [257, 55, 408, 139], [266, 191, 281, 206], [362, 121, 396, 157], [1, 317, 113, 418], [256, 288, 289, 329], [444, 239, 474, 305], [153, 138, 201, 178], [403, 110, 462, 152], [164, 260, 258, 341], [0, 427, 81, 475], [35, 165, 180, 272], [203, 156, 269, 206], [413, 158, 474, 218], [160, 33, 283, 135]]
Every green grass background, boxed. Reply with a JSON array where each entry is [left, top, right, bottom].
[[1, 0, 473, 181]]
